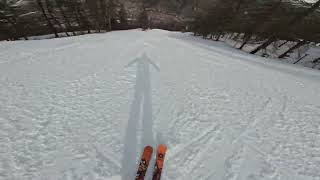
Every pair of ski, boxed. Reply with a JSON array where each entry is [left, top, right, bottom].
[[135, 144, 167, 180]]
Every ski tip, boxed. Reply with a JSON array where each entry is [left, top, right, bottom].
[[140, 146, 153, 162], [157, 144, 167, 151], [144, 146, 153, 151], [143, 146, 153, 156]]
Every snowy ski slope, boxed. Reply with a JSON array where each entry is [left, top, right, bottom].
[[1, 29, 320, 180]]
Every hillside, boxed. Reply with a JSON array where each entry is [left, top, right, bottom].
[[1, 29, 320, 180]]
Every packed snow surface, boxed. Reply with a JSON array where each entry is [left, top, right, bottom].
[[1, 29, 320, 180]]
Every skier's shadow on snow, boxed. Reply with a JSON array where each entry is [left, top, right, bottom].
[[121, 53, 159, 180]]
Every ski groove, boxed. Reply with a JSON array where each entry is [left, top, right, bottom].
[[232, 97, 272, 144]]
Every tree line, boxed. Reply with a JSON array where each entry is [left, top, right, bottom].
[[1, 0, 319, 69], [0, 0, 132, 40], [0, 0, 198, 41], [191, 0, 320, 68]]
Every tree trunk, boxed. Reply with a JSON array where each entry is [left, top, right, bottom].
[[214, 33, 221, 41], [238, 40, 247, 50], [99, 0, 107, 31], [250, 36, 276, 54], [6, 19, 19, 40], [45, 0, 69, 36], [76, 7, 91, 33], [107, 0, 115, 31], [1, 9, 28, 40], [238, 33, 252, 50], [37, 0, 59, 38], [293, 54, 308, 64], [193, 0, 199, 12], [56, 0, 76, 36], [95, 1, 101, 32], [232, 33, 241, 40], [108, 13, 112, 31], [278, 40, 307, 59], [278, 40, 289, 48], [234, 0, 243, 12], [312, 57, 320, 68], [73, 9, 82, 33]]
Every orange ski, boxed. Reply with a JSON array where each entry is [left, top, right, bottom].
[[152, 144, 167, 180], [136, 146, 153, 180]]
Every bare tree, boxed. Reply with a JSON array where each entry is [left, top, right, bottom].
[[0, 2, 29, 40], [99, 0, 108, 30], [107, 0, 117, 31], [139, 7, 149, 30], [74, 1, 92, 33], [45, 0, 69, 36], [55, 0, 76, 36], [118, 3, 128, 29], [278, 40, 308, 58], [250, 0, 320, 54], [36, 0, 59, 37]]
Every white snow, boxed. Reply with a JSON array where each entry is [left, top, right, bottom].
[[1, 29, 320, 180]]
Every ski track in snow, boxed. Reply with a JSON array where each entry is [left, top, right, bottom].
[[0, 30, 320, 180]]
